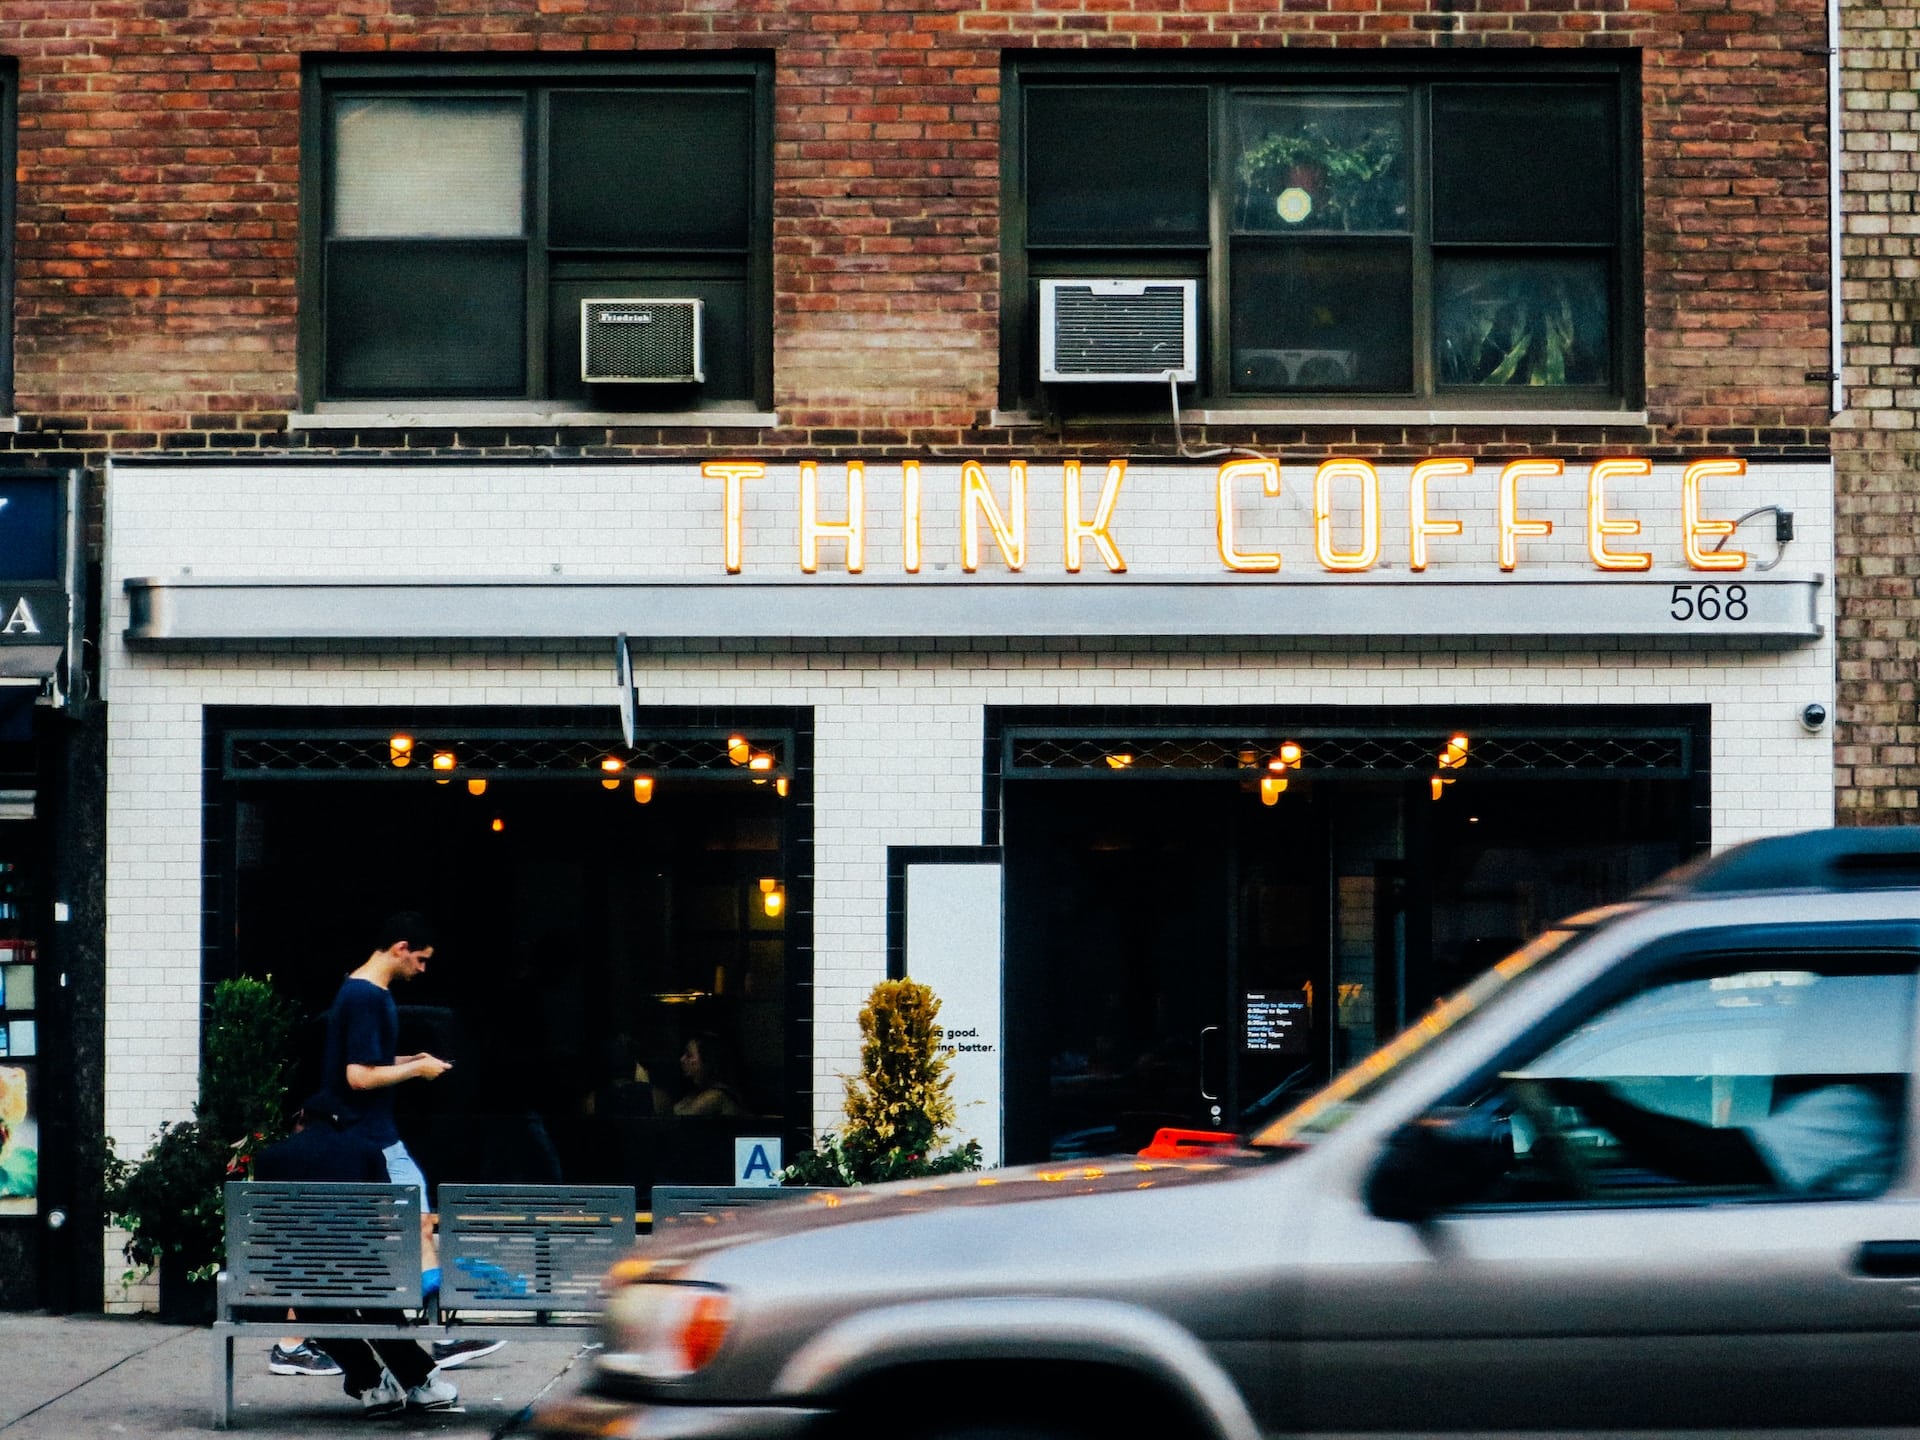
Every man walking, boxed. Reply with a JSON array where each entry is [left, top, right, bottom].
[[292, 911, 495, 1405]]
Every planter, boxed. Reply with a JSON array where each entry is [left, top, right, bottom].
[[157, 1250, 215, 1326]]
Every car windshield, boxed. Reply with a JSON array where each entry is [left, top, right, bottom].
[[1249, 908, 1631, 1148]]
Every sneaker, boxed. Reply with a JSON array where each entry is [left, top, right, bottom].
[[356, 1379, 405, 1417], [269, 1341, 343, 1377], [405, 1374, 459, 1411], [428, 1337, 504, 1369]]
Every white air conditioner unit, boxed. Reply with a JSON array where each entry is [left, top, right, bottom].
[[1039, 279, 1198, 384], [581, 298, 705, 384]]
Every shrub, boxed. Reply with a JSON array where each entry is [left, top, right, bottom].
[[783, 977, 982, 1186], [103, 976, 298, 1283]]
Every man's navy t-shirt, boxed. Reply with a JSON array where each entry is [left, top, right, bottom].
[[316, 977, 400, 1147]]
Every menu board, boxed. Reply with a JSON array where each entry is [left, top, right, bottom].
[[1245, 990, 1309, 1054]]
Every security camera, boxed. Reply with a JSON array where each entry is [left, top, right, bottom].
[[1801, 702, 1828, 733]]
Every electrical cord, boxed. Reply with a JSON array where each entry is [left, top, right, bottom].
[[1709, 505, 1793, 572], [1167, 374, 1271, 465]]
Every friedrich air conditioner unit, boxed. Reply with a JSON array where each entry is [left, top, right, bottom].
[[1039, 279, 1198, 384], [581, 298, 705, 384]]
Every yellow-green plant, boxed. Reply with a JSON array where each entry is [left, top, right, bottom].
[[784, 978, 982, 1186]]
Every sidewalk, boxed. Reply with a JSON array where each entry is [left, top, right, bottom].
[[0, 1313, 592, 1439]]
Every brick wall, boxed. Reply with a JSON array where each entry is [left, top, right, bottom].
[[1834, 0, 1920, 822], [0, 0, 1834, 462]]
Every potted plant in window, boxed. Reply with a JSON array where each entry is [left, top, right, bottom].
[[1235, 117, 1405, 233], [102, 976, 297, 1322], [782, 977, 983, 1186]]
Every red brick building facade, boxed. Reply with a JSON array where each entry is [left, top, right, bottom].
[[0, 0, 1849, 1313], [0, 0, 1831, 459]]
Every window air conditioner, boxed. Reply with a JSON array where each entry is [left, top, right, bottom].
[[581, 298, 705, 384], [1039, 279, 1198, 384]]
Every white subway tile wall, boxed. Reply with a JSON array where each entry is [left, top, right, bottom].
[[98, 460, 1834, 1304]]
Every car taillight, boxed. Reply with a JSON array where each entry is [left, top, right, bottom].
[[601, 1282, 733, 1381]]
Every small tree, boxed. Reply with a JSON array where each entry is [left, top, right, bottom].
[[103, 975, 298, 1284], [784, 977, 982, 1186]]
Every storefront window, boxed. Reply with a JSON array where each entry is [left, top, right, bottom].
[[214, 716, 804, 1198]]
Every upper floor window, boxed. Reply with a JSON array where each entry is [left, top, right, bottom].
[[302, 59, 772, 412], [1004, 58, 1639, 412]]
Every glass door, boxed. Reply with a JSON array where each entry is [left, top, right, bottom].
[[1003, 780, 1335, 1159]]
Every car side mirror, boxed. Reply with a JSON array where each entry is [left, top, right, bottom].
[[1365, 1107, 1513, 1223]]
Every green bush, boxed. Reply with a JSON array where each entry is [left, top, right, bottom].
[[783, 977, 982, 1187], [103, 976, 298, 1283]]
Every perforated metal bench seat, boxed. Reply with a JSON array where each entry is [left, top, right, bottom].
[[212, 1180, 634, 1428]]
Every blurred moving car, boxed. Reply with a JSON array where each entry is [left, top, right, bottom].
[[1135, 1064, 1320, 1158], [532, 828, 1920, 1440]]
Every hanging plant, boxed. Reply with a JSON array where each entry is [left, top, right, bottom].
[[1236, 119, 1405, 233]]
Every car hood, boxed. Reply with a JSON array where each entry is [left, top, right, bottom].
[[639, 1149, 1282, 1271]]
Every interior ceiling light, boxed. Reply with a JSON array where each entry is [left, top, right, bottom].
[[1260, 775, 1287, 806], [1105, 753, 1134, 770], [432, 750, 455, 784], [1279, 740, 1303, 768], [633, 776, 655, 804], [1439, 732, 1470, 769], [727, 734, 751, 766], [491, 817, 505, 832], [467, 778, 487, 796], [389, 734, 413, 768], [775, 776, 789, 798], [1431, 775, 1455, 801]]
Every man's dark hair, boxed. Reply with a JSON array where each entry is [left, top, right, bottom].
[[371, 910, 439, 953]]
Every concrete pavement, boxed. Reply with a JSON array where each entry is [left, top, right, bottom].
[[0, 1313, 592, 1439]]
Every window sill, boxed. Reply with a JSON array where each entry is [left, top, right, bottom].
[[288, 405, 780, 433], [990, 406, 1649, 430]]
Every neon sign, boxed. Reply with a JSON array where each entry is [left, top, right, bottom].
[[702, 457, 1756, 576]]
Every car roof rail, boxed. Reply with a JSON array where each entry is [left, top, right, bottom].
[[1655, 827, 1920, 896]]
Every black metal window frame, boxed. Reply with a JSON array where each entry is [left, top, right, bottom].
[[298, 55, 775, 411], [220, 725, 796, 783], [983, 704, 1710, 847], [200, 703, 817, 1164], [1000, 51, 1644, 413]]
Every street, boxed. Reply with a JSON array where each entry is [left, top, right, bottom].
[[0, 1314, 589, 1440]]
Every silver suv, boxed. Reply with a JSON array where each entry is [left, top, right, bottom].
[[531, 828, 1920, 1439]]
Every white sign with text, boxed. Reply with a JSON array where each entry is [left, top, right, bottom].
[[905, 861, 1004, 1170]]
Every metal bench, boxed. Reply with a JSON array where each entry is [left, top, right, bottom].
[[212, 1180, 634, 1428]]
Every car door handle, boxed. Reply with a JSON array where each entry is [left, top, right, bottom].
[[1856, 1241, 1920, 1277]]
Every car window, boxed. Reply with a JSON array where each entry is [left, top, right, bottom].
[[1477, 957, 1914, 1204], [1253, 922, 1596, 1147]]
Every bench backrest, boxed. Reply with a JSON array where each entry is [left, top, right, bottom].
[[223, 1181, 423, 1310], [437, 1183, 636, 1312], [649, 1184, 831, 1229]]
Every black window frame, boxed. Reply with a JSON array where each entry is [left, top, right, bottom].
[[299, 55, 774, 412], [1001, 52, 1643, 414]]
